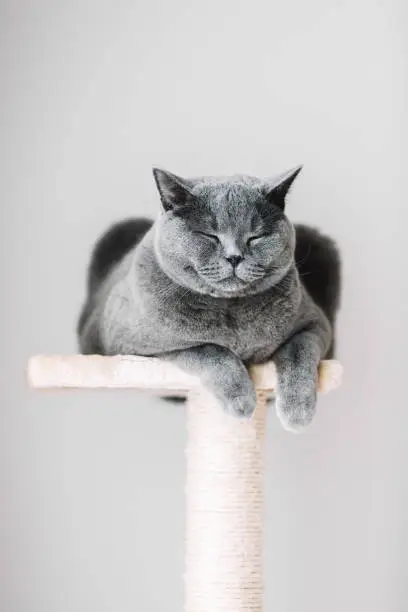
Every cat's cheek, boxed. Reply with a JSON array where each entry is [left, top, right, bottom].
[[251, 249, 274, 267]]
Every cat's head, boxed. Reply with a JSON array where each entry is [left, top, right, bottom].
[[152, 167, 301, 297]]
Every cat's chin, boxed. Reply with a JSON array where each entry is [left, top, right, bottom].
[[218, 278, 247, 293], [201, 276, 254, 298]]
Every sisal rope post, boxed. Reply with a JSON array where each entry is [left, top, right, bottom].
[[185, 387, 267, 611], [27, 356, 342, 611]]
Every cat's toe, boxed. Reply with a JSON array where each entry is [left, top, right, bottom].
[[227, 393, 256, 418], [275, 393, 316, 433], [278, 412, 313, 433]]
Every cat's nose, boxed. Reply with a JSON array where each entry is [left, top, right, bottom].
[[226, 255, 243, 268]]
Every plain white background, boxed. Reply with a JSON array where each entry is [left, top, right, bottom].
[[1, 1, 407, 610]]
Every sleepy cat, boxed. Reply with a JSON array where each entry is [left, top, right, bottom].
[[77, 167, 340, 432]]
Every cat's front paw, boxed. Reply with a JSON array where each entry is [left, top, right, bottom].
[[276, 384, 317, 433], [211, 368, 257, 418], [226, 390, 257, 418]]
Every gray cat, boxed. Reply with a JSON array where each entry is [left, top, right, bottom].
[[77, 167, 341, 432]]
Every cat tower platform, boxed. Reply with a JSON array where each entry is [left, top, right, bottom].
[[28, 355, 342, 612]]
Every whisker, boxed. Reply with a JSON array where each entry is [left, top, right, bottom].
[[200, 266, 220, 274], [295, 244, 312, 268]]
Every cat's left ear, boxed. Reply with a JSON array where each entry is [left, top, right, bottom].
[[263, 165, 303, 210], [153, 167, 195, 212]]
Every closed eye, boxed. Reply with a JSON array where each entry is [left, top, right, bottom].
[[194, 231, 219, 243], [247, 233, 270, 245]]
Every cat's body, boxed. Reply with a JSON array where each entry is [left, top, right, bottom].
[[78, 219, 337, 362], [78, 169, 341, 431]]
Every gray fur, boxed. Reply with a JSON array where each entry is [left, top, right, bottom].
[[78, 168, 340, 432]]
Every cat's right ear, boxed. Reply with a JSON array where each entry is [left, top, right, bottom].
[[263, 165, 303, 211], [153, 168, 195, 212]]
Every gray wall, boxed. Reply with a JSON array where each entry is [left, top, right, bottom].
[[2, 1, 407, 610]]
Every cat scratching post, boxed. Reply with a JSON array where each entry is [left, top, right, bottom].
[[28, 355, 342, 612]]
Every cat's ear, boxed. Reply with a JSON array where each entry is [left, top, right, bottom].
[[153, 168, 195, 212], [263, 165, 302, 210]]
